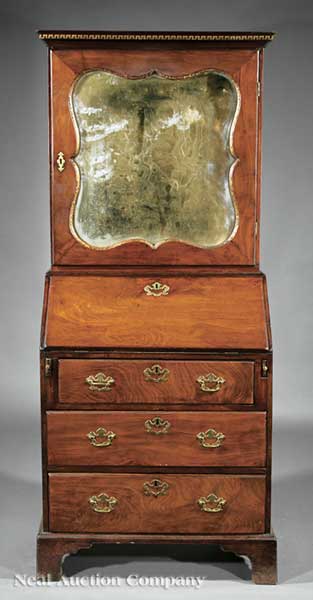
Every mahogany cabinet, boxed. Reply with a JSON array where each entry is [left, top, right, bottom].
[[37, 30, 277, 584]]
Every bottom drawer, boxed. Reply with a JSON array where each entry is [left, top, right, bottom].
[[49, 473, 266, 534]]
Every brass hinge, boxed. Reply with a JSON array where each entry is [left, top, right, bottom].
[[257, 80, 261, 97], [44, 358, 52, 377], [255, 221, 258, 237], [261, 359, 269, 378]]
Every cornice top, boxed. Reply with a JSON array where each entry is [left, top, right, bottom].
[[38, 30, 275, 44]]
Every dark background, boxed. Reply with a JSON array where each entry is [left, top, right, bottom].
[[0, 1, 312, 595]]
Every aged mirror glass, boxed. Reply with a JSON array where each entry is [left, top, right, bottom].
[[71, 70, 239, 249]]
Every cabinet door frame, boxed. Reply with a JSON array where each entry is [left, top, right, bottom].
[[50, 47, 261, 266]]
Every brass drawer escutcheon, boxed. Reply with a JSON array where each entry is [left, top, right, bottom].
[[144, 281, 170, 296], [86, 372, 115, 391], [145, 416, 171, 434], [197, 372, 226, 393], [89, 492, 118, 513], [143, 364, 170, 383], [196, 428, 225, 448], [56, 151, 66, 172], [143, 478, 169, 497], [198, 493, 226, 513], [87, 427, 116, 447]]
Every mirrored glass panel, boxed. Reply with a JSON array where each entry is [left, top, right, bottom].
[[71, 70, 239, 249]]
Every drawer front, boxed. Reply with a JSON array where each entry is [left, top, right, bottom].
[[47, 411, 266, 467], [49, 473, 266, 534], [58, 360, 254, 405]]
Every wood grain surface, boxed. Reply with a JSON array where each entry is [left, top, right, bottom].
[[58, 359, 254, 405], [44, 275, 270, 349], [49, 473, 266, 534], [47, 410, 266, 467]]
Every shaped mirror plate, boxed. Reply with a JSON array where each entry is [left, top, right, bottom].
[[70, 70, 239, 250]]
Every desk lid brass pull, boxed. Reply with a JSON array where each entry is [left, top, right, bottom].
[[145, 416, 171, 434], [89, 492, 118, 513], [86, 372, 115, 391], [87, 427, 116, 447], [196, 428, 225, 448], [143, 478, 169, 497], [144, 281, 170, 296], [197, 372, 226, 393], [198, 493, 226, 513], [143, 364, 169, 383]]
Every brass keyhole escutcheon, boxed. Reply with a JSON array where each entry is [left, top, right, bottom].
[[144, 282, 170, 296], [143, 364, 170, 383], [56, 151, 65, 172], [145, 416, 171, 434], [143, 478, 169, 497]]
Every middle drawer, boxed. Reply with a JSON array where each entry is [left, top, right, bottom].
[[47, 411, 266, 467]]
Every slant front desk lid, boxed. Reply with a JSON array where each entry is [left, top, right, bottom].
[[43, 274, 271, 350]]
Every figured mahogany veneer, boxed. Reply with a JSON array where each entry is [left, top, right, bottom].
[[43, 274, 270, 350], [47, 411, 266, 467], [58, 359, 254, 405], [37, 30, 277, 584], [49, 473, 266, 534]]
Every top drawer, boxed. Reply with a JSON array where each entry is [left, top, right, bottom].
[[57, 360, 254, 406]]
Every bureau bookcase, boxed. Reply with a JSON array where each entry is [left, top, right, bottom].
[[37, 31, 277, 584]]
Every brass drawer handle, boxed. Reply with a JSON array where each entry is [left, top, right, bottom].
[[143, 364, 169, 383], [143, 478, 169, 497], [87, 427, 116, 447], [196, 428, 225, 448], [198, 493, 226, 513], [89, 492, 118, 513], [86, 372, 115, 391], [144, 281, 170, 296], [145, 416, 171, 434], [197, 372, 226, 393]]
